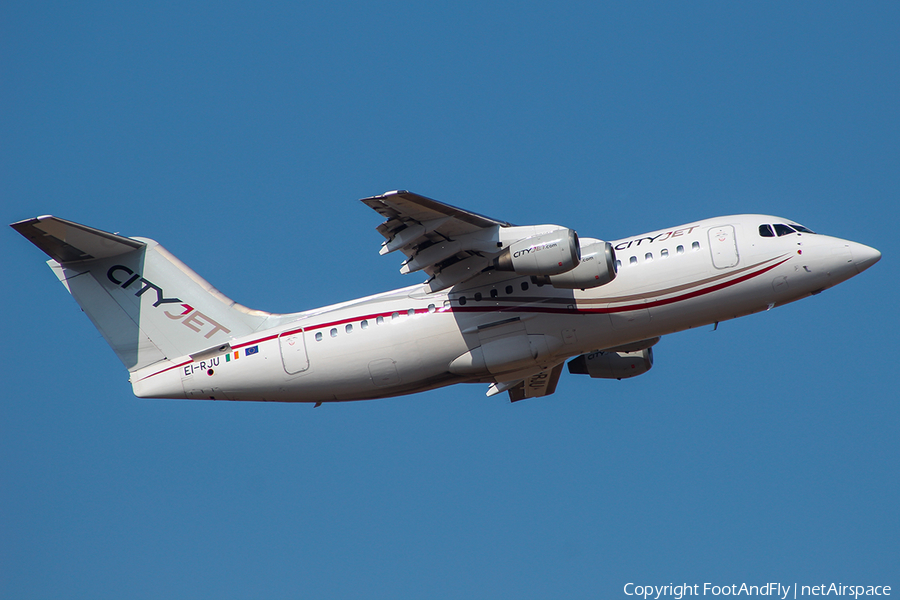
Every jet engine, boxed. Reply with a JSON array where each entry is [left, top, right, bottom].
[[494, 229, 581, 276], [531, 240, 616, 289], [567, 348, 653, 380]]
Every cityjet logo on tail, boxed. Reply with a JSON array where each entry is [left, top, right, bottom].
[[162, 304, 231, 339], [107, 265, 182, 307], [107, 265, 231, 339]]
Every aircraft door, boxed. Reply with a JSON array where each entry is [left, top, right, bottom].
[[279, 330, 310, 374], [709, 225, 739, 269]]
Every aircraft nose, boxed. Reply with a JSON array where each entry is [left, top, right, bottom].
[[849, 242, 881, 274]]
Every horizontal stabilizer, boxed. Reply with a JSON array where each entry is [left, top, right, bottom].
[[11, 215, 144, 263]]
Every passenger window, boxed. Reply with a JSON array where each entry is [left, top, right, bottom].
[[315, 332, 323, 342], [774, 224, 796, 236], [615, 259, 622, 269], [521, 281, 529, 291], [505, 285, 513, 295], [361, 320, 368, 329], [629, 256, 637, 265], [330, 328, 337, 338], [677, 245, 684, 254], [427, 304, 436, 313], [345, 324, 353, 333], [458, 297, 467, 305], [490, 289, 498, 298], [474, 292, 482, 302], [645, 252, 653, 262], [692, 241, 700, 251], [392, 311, 400, 319], [376, 315, 384, 325], [661, 249, 669, 258], [759, 224, 775, 237], [407, 308, 415, 316]]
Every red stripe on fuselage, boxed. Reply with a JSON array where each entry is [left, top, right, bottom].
[[138, 256, 790, 381]]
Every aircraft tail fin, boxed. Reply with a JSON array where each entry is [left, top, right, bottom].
[[12, 216, 276, 372]]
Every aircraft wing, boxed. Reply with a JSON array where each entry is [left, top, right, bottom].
[[361, 190, 513, 292], [487, 363, 566, 402]]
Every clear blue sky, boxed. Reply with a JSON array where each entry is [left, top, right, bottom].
[[2, 2, 897, 598]]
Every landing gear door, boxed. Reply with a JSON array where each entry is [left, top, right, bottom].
[[709, 225, 739, 269], [279, 330, 310, 374]]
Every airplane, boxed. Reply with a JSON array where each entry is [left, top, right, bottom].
[[12, 190, 881, 404]]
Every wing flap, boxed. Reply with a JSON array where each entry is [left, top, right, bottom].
[[507, 362, 565, 402], [425, 254, 495, 292]]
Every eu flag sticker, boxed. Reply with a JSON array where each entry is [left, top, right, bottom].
[[245, 345, 259, 356]]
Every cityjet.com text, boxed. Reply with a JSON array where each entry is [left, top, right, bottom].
[[623, 583, 891, 600]]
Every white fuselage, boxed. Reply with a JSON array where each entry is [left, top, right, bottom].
[[130, 214, 879, 402]]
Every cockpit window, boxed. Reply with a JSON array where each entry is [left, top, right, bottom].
[[760, 223, 816, 237], [773, 224, 796, 236]]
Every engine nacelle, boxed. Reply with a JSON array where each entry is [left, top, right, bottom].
[[494, 229, 580, 276], [531, 240, 616, 289], [566, 348, 653, 380]]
